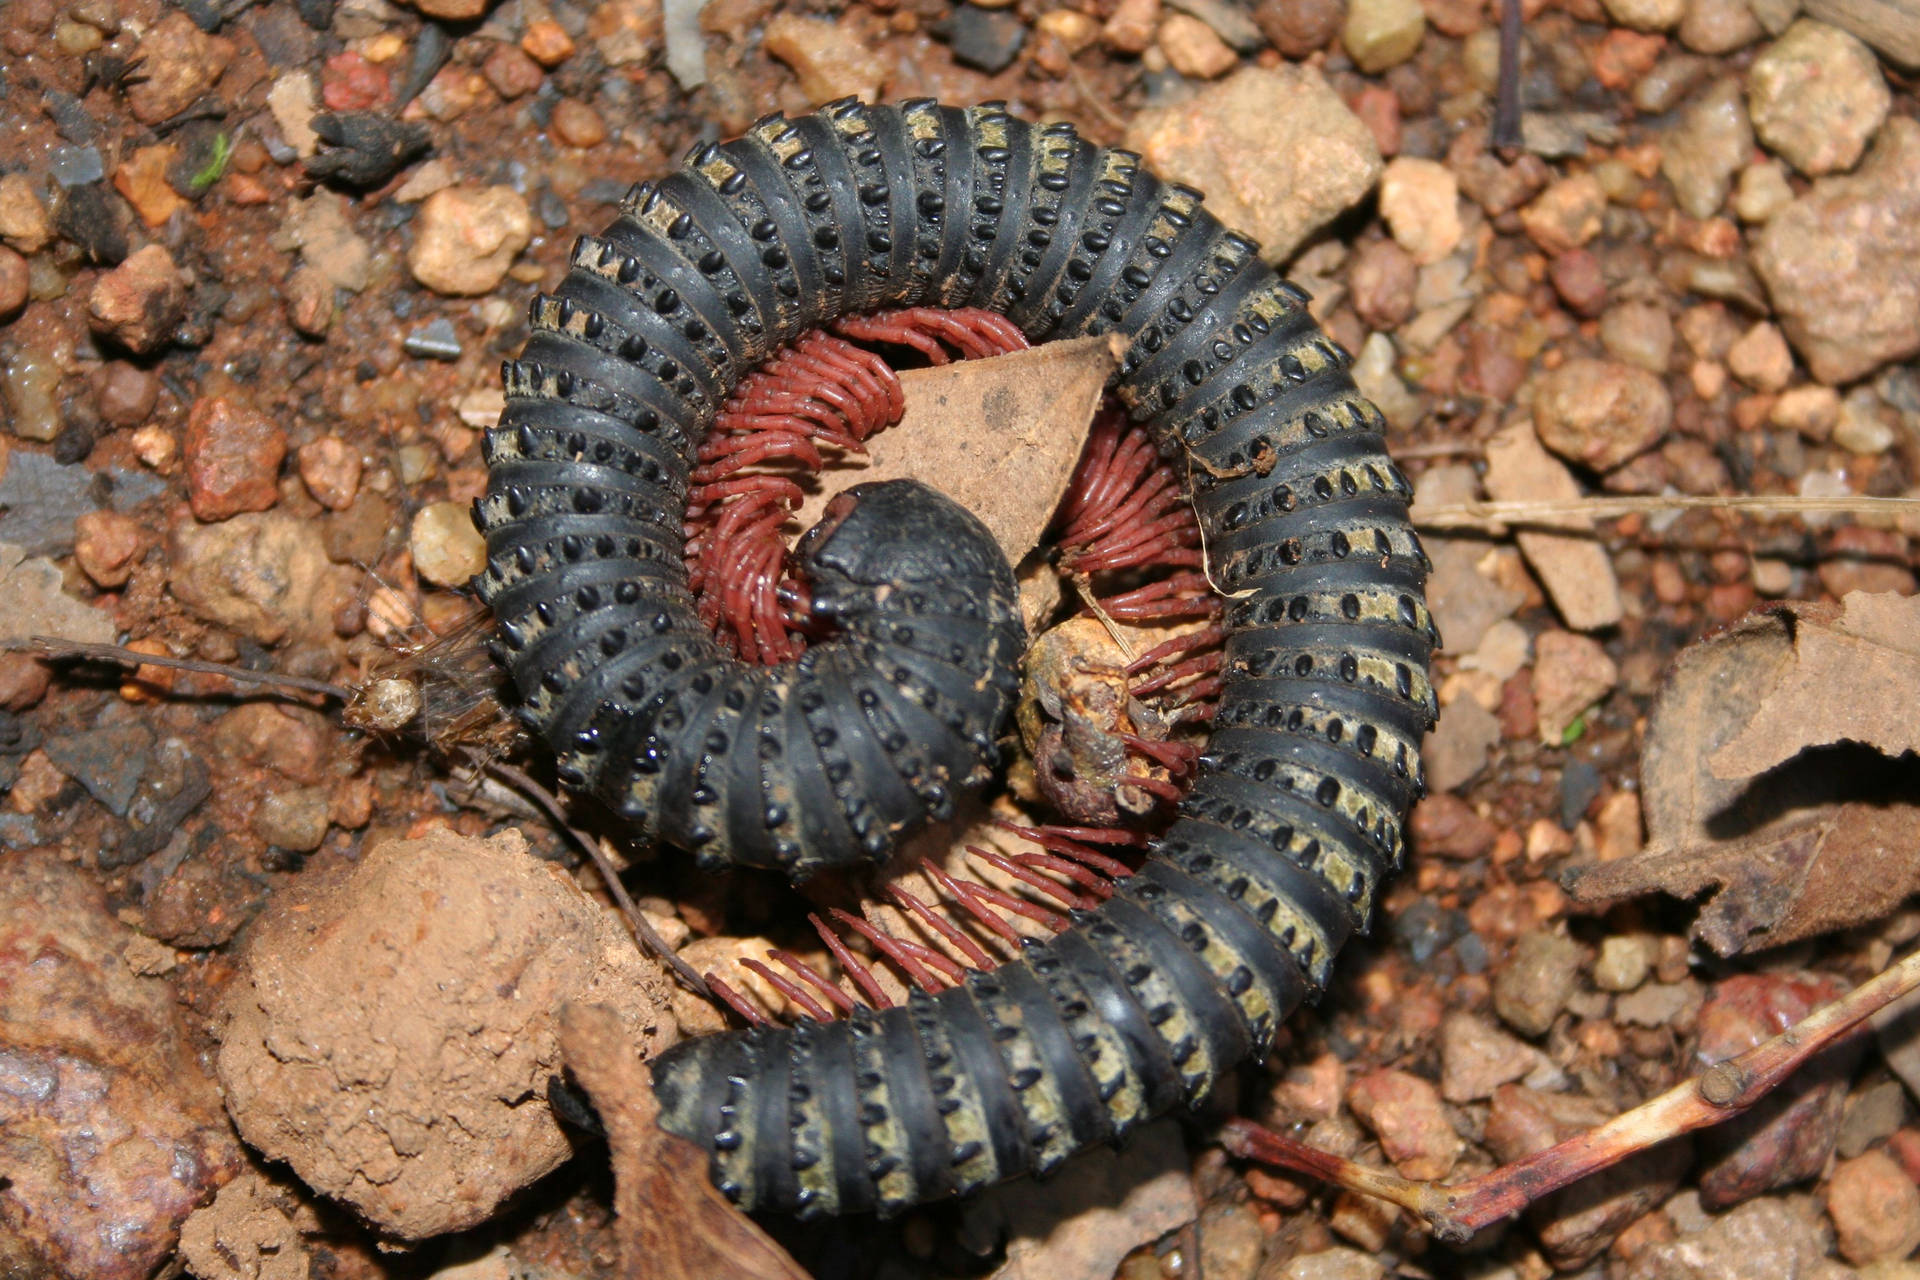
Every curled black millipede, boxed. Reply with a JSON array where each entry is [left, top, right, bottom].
[[473, 98, 1439, 1220]]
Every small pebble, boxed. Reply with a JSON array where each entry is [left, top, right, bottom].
[[1278, 1248, 1385, 1280], [1733, 159, 1796, 222], [1342, 0, 1425, 72], [404, 316, 463, 361], [410, 501, 487, 588], [297, 437, 362, 512], [1680, 0, 1762, 48], [1633, 51, 1714, 113], [521, 17, 576, 64], [1592, 934, 1654, 992], [92, 362, 158, 427], [1531, 629, 1619, 742], [1549, 247, 1606, 316], [1491, 929, 1584, 1037], [1159, 12, 1239, 76], [1835, 388, 1898, 454], [127, 13, 234, 125], [1104, 0, 1161, 51], [1520, 172, 1605, 254], [764, 13, 887, 102], [482, 42, 544, 98], [1600, 300, 1676, 374], [0, 246, 28, 316], [1661, 79, 1753, 219], [285, 267, 334, 338], [942, 4, 1028, 72], [0, 173, 53, 253], [1829, 1150, 1920, 1264], [549, 98, 607, 148], [73, 509, 143, 588], [4, 347, 64, 441], [1726, 321, 1794, 391], [88, 244, 187, 355], [1196, 1201, 1264, 1280], [1439, 1011, 1541, 1102], [1533, 357, 1674, 471], [1603, 0, 1685, 30], [1125, 68, 1382, 265], [1748, 20, 1891, 175], [1348, 239, 1417, 329], [1753, 117, 1920, 384], [185, 397, 288, 522], [1253, 0, 1345, 55], [1839, 1082, 1911, 1160], [1614, 979, 1697, 1027], [253, 785, 332, 852], [1378, 157, 1460, 265], [1345, 1068, 1462, 1180], [408, 185, 534, 297]]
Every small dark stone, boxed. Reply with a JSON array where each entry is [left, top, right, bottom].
[[42, 723, 156, 817], [51, 145, 106, 188], [404, 316, 463, 360], [1559, 757, 1602, 829], [293, 0, 334, 31], [306, 112, 432, 188], [937, 5, 1027, 73], [1393, 898, 1468, 963], [43, 89, 99, 144], [53, 180, 130, 263]]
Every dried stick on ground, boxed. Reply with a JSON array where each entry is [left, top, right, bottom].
[[1222, 945, 1920, 1242]]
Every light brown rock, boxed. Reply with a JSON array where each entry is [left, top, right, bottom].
[[1345, 1068, 1462, 1180], [1726, 321, 1794, 391], [167, 511, 356, 645], [1484, 421, 1625, 630], [763, 12, 885, 105], [1753, 117, 1920, 384], [1829, 1150, 1920, 1264], [216, 829, 678, 1238], [1125, 67, 1381, 265], [1749, 20, 1890, 175], [1520, 172, 1606, 254], [88, 245, 187, 355], [410, 501, 486, 588], [0, 173, 52, 253], [1661, 78, 1753, 219], [1342, 0, 1425, 69], [1531, 357, 1673, 472], [127, 14, 234, 124], [1160, 12, 1240, 75], [1378, 157, 1461, 265], [1532, 629, 1619, 743], [184, 397, 286, 521], [407, 185, 534, 297]]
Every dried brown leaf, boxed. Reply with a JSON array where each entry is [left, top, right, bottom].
[[794, 336, 1120, 564], [558, 1003, 809, 1280], [1563, 604, 1920, 954], [1710, 591, 1920, 779]]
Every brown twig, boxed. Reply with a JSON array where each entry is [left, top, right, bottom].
[[1222, 946, 1920, 1242], [1415, 493, 1920, 533], [471, 753, 712, 999], [17, 636, 355, 700], [1491, 0, 1525, 153]]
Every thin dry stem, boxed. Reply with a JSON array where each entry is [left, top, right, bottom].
[[1222, 946, 1920, 1242], [1416, 494, 1920, 533]]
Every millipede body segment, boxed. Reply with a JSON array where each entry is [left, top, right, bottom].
[[472, 99, 1438, 1219]]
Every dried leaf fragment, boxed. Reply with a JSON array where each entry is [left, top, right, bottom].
[[1563, 601, 1920, 954], [558, 1003, 810, 1280], [1710, 591, 1920, 779], [794, 336, 1120, 565]]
